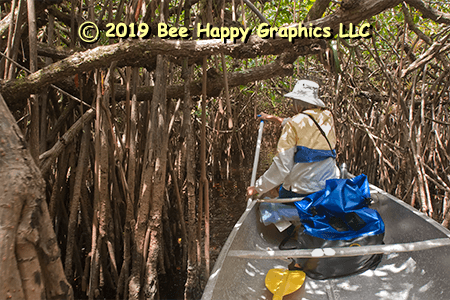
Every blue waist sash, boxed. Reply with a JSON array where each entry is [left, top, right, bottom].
[[294, 146, 336, 163]]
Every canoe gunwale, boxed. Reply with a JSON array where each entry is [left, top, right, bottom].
[[370, 185, 450, 238]]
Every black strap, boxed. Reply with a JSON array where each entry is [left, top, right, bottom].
[[302, 112, 334, 153], [279, 224, 303, 250]]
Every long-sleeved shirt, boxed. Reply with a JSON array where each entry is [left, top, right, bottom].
[[255, 108, 340, 196]]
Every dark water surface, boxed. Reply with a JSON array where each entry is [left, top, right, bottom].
[[159, 166, 251, 299]]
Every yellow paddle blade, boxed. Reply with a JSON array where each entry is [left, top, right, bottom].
[[265, 269, 306, 300]]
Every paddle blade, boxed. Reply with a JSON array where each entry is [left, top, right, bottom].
[[265, 268, 306, 299]]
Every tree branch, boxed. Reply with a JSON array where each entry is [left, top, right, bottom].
[[401, 31, 450, 77], [406, 0, 450, 24], [0, 0, 402, 105], [114, 52, 304, 101], [305, 0, 331, 22], [402, 2, 432, 45], [39, 108, 95, 176], [242, 0, 269, 24]]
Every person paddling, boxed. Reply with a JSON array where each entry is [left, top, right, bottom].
[[247, 79, 340, 201]]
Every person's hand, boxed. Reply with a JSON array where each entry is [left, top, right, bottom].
[[247, 186, 258, 197], [258, 112, 272, 121], [258, 112, 284, 125]]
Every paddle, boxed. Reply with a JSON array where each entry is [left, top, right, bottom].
[[249, 119, 306, 298], [265, 268, 306, 300], [247, 119, 264, 207]]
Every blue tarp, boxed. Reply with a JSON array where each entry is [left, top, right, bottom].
[[294, 174, 385, 240]]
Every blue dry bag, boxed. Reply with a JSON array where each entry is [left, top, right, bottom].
[[290, 174, 385, 279]]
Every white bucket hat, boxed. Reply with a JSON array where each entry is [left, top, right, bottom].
[[284, 80, 326, 108]]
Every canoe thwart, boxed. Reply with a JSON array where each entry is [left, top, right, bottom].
[[228, 238, 450, 259], [257, 197, 305, 203]]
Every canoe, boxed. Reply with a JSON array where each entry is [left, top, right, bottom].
[[201, 178, 450, 300]]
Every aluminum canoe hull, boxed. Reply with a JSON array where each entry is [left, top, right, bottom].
[[202, 184, 450, 300]]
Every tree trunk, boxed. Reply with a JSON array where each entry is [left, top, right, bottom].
[[143, 54, 169, 299], [0, 93, 73, 299], [183, 60, 201, 300]]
